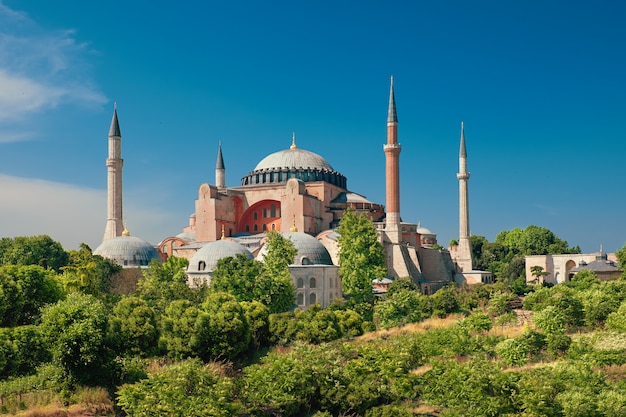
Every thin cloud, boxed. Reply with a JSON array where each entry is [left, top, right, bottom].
[[0, 2, 106, 130], [0, 174, 177, 251]]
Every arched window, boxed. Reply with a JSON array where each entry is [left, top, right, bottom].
[[301, 256, 311, 265], [263, 208, 268, 218], [262, 224, 267, 231], [297, 278, 304, 288], [246, 225, 250, 232], [199, 261, 206, 271], [253, 211, 258, 220], [271, 223, 276, 230], [309, 293, 317, 305], [253, 224, 258, 232], [297, 293, 304, 305], [309, 277, 316, 288], [270, 204, 276, 217]]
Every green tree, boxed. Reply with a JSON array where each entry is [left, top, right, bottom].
[[566, 269, 600, 290], [606, 300, 626, 332], [109, 296, 159, 357], [160, 299, 199, 359], [431, 284, 459, 318], [470, 235, 489, 268], [192, 292, 250, 361], [0, 264, 64, 326], [241, 300, 270, 348], [40, 293, 113, 386], [117, 359, 241, 417], [385, 278, 418, 296], [374, 289, 431, 329], [138, 256, 202, 313], [0, 235, 69, 272], [60, 243, 120, 296], [497, 225, 579, 256], [338, 208, 387, 313], [529, 265, 549, 284]]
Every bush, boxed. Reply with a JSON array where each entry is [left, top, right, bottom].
[[487, 291, 515, 316], [533, 306, 566, 335], [606, 301, 626, 333], [374, 289, 431, 329], [431, 285, 459, 318], [496, 338, 529, 366], [459, 313, 493, 333]]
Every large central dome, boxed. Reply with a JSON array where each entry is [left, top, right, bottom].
[[254, 147, 334, 172], [241, 135, 346, 188]]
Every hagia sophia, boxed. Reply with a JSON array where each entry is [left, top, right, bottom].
[[94, 78, 493, 308]]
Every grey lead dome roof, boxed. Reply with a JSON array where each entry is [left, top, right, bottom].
[[254, 147, 334, 172], [257, 232, 334, 266], [94, 235, 161, 267], [187, 239, 253, 273]]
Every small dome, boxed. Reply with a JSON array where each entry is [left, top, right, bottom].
[[254, 147, 334, 172], [94, 235, 161, 267], [416, 222, 435, 236], [257, 232, 333, 266], [188, 239, 253, 273], [176, 231, 196, 243]]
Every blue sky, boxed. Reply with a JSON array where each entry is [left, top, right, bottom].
[[0, 0, 624, 253]]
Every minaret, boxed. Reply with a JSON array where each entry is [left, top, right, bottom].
[[103, 104, 124, 241], [456, 121, 473, 271], [384, 76, 401, 244], [216, 142, 225, 188]]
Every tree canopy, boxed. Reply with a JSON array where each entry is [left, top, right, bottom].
[[211, 231, 296, 314], [338, 208, 387, 310]]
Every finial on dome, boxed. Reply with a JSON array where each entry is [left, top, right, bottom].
[[290, 132, 297, 150], [122, 228, 130, 236], [290, 214, 298, 232], [221, 224, 225, 240]]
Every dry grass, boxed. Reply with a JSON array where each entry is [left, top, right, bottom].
[[410, 364, 433, 376], [358, 314, 465, 342], [411, 403, 441, 416], [1, 388, 114, 417]]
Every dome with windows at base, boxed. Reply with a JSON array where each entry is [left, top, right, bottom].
[[187, 239, 253, 274], [241, 135, 346, 188], [94, 232, 161, 267]]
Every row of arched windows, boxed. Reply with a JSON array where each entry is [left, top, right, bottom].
[[296, 277, 316, 288], [245, 223, 277, 233], [297, 292, 317, 305]]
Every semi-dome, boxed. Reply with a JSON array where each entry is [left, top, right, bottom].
[[94, 235, 161, 267], [241, 135, 347, 188], [257, 232, 334, 266], [187, 239, 253, 274]]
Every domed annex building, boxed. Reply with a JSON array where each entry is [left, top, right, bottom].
[[97, 78, 488, 307]]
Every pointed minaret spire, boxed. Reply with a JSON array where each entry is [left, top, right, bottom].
[[455, 121, 472, 272], [109, 102, 121, 137], [103, 104, 124, 241], [216, 141, 225, 188], [459, 121, 467, 158], [384, 76, 401, 244], [387, 76, 397, 124]]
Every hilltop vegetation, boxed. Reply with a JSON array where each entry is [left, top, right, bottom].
[[0, 231, 625, 416]]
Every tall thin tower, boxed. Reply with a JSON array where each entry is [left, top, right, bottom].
[[103, 105, 124, 241], [455, 122, 473, 271], [384, 76, 401, 244]]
